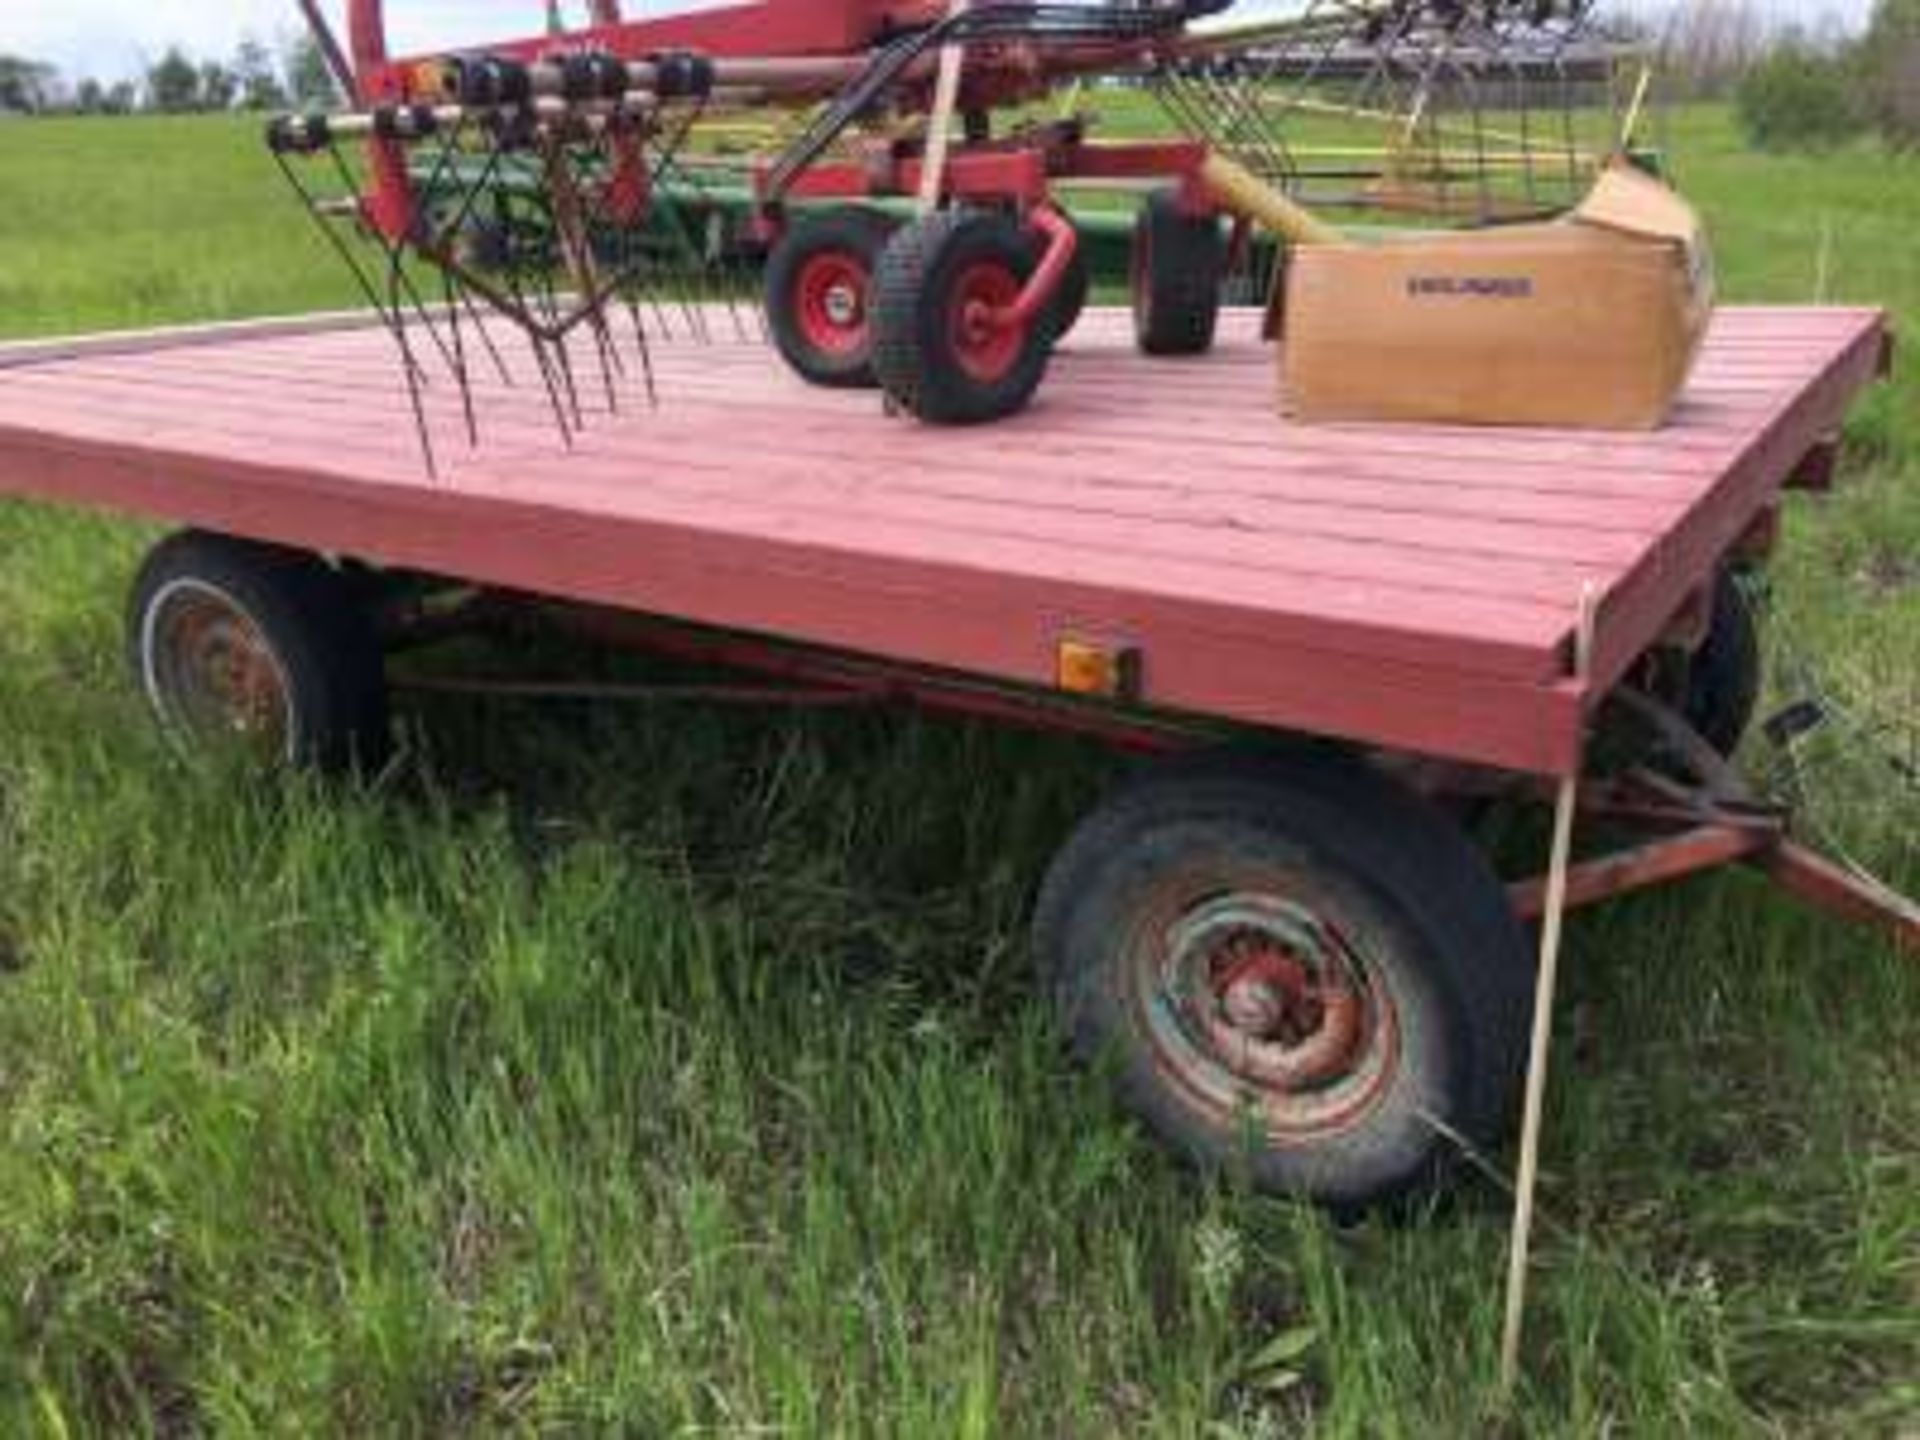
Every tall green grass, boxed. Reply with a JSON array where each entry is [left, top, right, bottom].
[[1, 107, 1917, 1434]]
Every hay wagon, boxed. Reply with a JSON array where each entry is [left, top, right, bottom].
[[0, 301, 1910, 1208]]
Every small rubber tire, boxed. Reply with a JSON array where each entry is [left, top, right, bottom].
[[1033, 748, 1532, 1208], [127, 531, 389, 773], [1131, 190, 1224, 357], [764, 207, 894, 388], [871, 209, 1053, 425], [1683, 569, 1763, 757]]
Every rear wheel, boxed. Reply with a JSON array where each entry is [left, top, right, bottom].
[[765, 207, 893, 388], [1034, 749, 1532, 1208], [1683, 570, 1763, 756], [127, 531, 389, 772], [871, 210, 1052, 424], [1131, 190, 1224, 357], [1616, 567, 1764, 769]]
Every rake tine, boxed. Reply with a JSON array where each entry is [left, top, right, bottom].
[[389, 270, 439, 479], [624, 293, 659, 408], [440, 266, 480, 446], [550, 316, 584, 429], [721, 250, 754, 343], [530, 334, 576, 447], [589, 296, 622, 416], [457, 284, 515, 387], [517, 235, 585, 426], [640, 263, 677, 342], [496, 236, 575, 446]]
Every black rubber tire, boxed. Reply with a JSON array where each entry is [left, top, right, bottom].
[[871, 210, 1052, 425], [1130, 190, 1225, 357], [1683, 570, 1763, 756], [1033, 748, 1533, 1209], [764, 207, 894, 388], [127, 531, 389, 773]]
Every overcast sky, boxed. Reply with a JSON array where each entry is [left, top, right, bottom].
[[0, 0, 1878, 86]]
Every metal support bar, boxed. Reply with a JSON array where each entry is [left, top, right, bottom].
[[1750, 840, 1920, 956], [990, 206, 1078, 329], [393, 675, 885, 708], [529, 601, 1218, 753], [1508, 823, 1774, 920]]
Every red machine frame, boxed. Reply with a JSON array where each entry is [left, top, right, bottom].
[[325, 0, 1231, 347]]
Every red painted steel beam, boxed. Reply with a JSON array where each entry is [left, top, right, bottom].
[[537, 601, 1213, 752], [991, 206, 1078, 329], [1749, 841, 1920, 957], [1508, 824, 1774, 920]]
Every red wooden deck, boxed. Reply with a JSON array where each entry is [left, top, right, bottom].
[[0, 305, 1888, 775]]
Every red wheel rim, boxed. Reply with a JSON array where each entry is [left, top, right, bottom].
[[1130, 872, 1402, 1142], [794, 250, 871, 359], [946, 261, 1025, 384], [143, 580, 294, 760]]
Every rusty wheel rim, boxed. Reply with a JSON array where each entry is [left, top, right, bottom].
[[143, 580, 294, 762], [1135, 881, 1401, 1142]]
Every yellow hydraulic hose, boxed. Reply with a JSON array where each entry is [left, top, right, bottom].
[[1198, 152, 1344, 247]]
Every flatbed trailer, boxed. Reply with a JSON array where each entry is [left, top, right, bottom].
[[0, 303, 1911, 1212]]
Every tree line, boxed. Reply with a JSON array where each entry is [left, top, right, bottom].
[[0, 34, 339, 117], [1726, 0, 1920, 151]]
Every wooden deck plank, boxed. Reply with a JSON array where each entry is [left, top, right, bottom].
[[42, 323, 1812, 496], [0, 304, 1888, 777], [1, 368, 1668, 569]]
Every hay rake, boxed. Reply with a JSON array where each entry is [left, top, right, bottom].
[[1159, 0, 1648, 222], [271, 0, 1645, 458]]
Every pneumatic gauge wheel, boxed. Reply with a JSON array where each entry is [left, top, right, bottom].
[[765, 206, 895, 388], [1130, 189, 1225, 357], [870, 209, 1054, 425]]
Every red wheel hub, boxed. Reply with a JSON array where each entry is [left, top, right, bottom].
[[1204, 931, 1365, 1090], [947, 261, 1026, 384], [794, 250, 870, 358], [1136, 888, 1401, 1140]]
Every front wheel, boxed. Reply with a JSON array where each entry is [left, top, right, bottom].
[[1033, 749, 1532, 1208], [1682, 570, 1763, 756], [127, 531, 389, 772], [870, 209, 1053, 425]]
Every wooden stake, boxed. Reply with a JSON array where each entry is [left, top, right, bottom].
[[1499, 583, 1598, 1398], [917, 0, 969, 214]]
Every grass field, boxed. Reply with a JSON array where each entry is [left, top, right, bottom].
[[1, 108, 1918, 1435]]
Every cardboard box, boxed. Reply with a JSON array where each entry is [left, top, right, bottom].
[[1278, 163, 1715, 430]]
